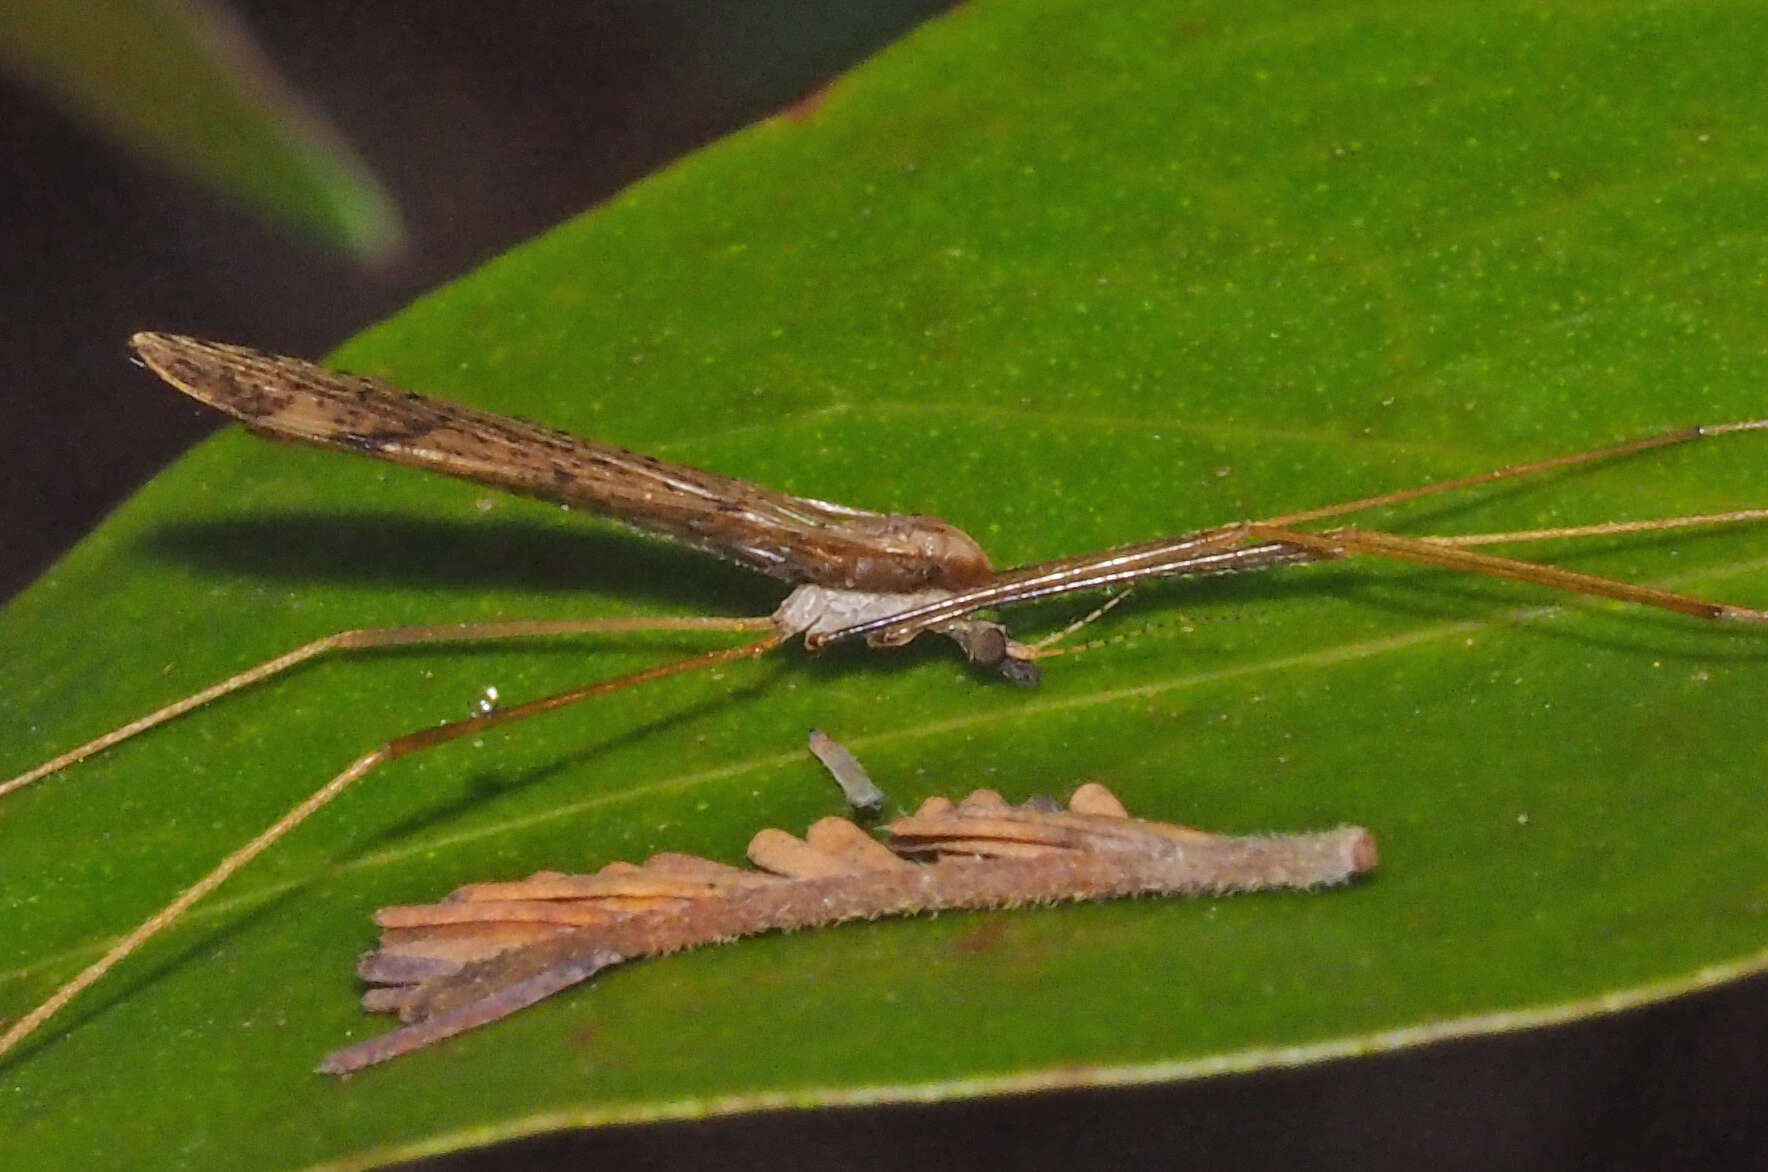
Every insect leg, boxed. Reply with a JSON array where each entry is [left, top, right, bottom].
[[1245, 524, 1768, 623], [1409, 508, 1768, 548], [1, 615, 777, 801], [0, 634, 782, 1062], [1262, 420, 1768, 528]]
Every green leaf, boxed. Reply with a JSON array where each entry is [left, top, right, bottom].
[[6, 0, 1768, 1166], [0, 0, 402, 261]]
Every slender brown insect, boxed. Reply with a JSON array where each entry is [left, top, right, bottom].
[[319, 777, 1377, 1074], [3, 332, 1767, 1062]]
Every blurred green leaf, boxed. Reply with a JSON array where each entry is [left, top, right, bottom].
[[5, 1, 1768, 1167], [0, 0, 402, 260]]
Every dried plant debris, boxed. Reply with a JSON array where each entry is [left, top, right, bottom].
[[319, 785, 1375, 1073], [807, 727, 888, 813]]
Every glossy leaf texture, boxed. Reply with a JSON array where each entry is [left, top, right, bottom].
[[5, 1, 1768, 1167]]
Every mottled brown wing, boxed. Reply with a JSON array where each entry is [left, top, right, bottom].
[[133, 334, 992, 592]]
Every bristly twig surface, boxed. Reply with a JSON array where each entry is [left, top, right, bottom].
[[321, 783, 1375, 1073]]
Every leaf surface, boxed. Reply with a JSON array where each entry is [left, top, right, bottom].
[[4, 2, 1768, 1167]]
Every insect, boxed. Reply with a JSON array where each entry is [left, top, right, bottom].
[[3, 332, 1766, 1062]]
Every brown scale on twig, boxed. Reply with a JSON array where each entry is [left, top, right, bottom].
[[319, 784, 1376, 1074]]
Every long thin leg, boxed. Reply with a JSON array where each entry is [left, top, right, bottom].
[[0, 633, 782, 1062], [1025, 589, 1138, 653], [1416, 508, 1768, 548], [1, 615, 776, 801], [1020, 509, 1768, 659], [1245, 524, 1768, 623], [1262, 420, 1768, 527]]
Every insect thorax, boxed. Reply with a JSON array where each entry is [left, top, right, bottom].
[[772, 585, 1038, 686]]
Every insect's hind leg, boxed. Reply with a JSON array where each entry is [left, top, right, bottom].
[[1245, 523, 1768, 623], [1413, 508, 1768, 550], [1, 614, 778, 801], [0, 633, 783, 1063], [1261, 419, 1768, 529]]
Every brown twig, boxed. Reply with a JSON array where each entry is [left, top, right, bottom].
[[319, 784, 1375, 1074]]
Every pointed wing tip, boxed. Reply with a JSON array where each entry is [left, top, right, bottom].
[[129, 330, 192, 364]]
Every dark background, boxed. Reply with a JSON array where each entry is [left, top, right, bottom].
[[4, 4, 1764, 1168]]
